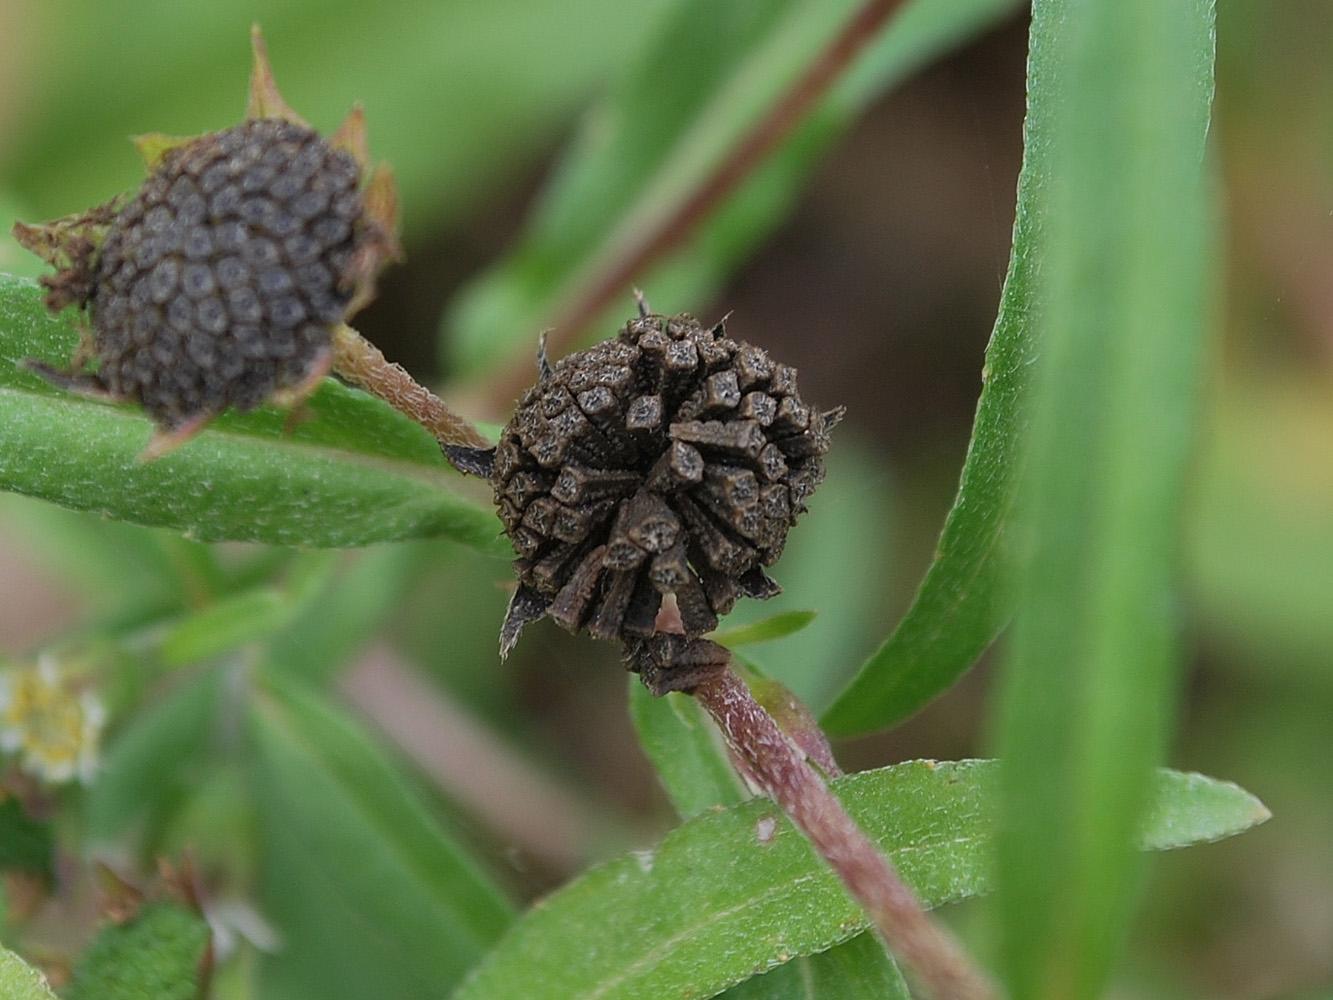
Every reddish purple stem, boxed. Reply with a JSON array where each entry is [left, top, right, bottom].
[[691, 666, 997, 1000]]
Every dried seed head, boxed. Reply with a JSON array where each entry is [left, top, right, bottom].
[[13, 28, 400, 456], [84, 119, 364, 429], [457, 310, 840, 673]]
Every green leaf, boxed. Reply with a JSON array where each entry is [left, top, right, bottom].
[[821, 30, 1051, 736], [0, 798, 53, 881], [246, 672, 514, 1000], [445, 0, 1024, 379], [0, 274, 506, 552], [67, 901, 211, 1000], [86, 666, 225, 845], [0, 945, 59, 1000], [628, 680, 746, 819], [6, 1, 676, 240], [266, 544, 429, 685], [158, 553, 337, 667], [993, 3, 1218, 1000], [722, 934, 909, 1000], [451, 761, 1264, 1000], [714, 611, 818, 649]]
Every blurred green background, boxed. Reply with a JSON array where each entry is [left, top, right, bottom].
[[0, 1, 1329, 996]]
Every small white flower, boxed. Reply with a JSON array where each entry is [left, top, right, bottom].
[[0, 653, 106, 785]]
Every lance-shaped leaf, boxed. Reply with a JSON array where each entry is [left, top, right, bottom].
[[993, 2, 1218, 999], [0, 274, 505, 552], [450, 761, 1266, 1000], [246, 672, 514, 1000]]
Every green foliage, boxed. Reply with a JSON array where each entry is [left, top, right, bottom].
[[993, 4, 1217, 1000], [0, 0, 1284, 997], [0, 798, 53, 881], [0, 946, 58, 1000], [66, 900, 211, 1000], [446, 0, 1024, 376], [0, 274, 503, 551], [450, 761, 1266, 1000]]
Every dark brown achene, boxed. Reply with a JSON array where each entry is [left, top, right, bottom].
[[450, 304, 840, 685]]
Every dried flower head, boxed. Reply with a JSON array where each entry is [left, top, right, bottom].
[[0, 654, 106, 785], [450, 299, 840, 689], [12, 27, 400, 458]]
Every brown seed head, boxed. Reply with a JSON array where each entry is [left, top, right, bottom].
[[458, 309, 840, 672], [12, 27, 400, 456], [84, 119, 365, 428]]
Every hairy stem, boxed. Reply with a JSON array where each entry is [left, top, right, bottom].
[[691, 666, 998, 1000], [331, 324, 490, 449], [484, 0, 909, 410]]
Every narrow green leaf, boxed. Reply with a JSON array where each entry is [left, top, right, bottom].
[[0, 274, 505, 552], [451, 761, 1264, 1000], [1138, 770, 1271, 851], [86, 666, 224, 844], [158, 553, 337, 667], [246, 672, 514, 1000], [822, 21, 1049, 736], [994, 3, 1218, 1000], [445, 0, 1023, 378], [722, 934, 909, 1000], [629, 680, 746, 819], [715, 611, 818, 649], [158, 589, 288, 666], [0, 946, 59, 1000], [266, 544, 429, 685]]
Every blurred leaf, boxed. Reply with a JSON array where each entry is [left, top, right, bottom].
[[86, 666, 225, 845], [993, 3, 1217, 1000], [0, 945, 59, 1000], [66, 900, 211, 1000], [1138, 770, 1271, 851], [451, 761, 1263, 1000], [6, 1, 675, 239], [0, 274, 506, 551], [0, 493, 219, 616], [628, 681, 746, 819], [1186, 375, 1333, 687], [714, 611, 818, 649], [0, 798, 53, 880], [722, 933, 909, 1000], [266, 544, 432, 685], [158, 553, 337, 667], [445, 0, 1024, 379], [246, 672, 513, 1000]]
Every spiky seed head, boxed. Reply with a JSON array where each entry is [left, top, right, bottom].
[[461, 310, 840, 687]]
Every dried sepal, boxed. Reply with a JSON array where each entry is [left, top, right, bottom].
[[246, 24, 308, 125]]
